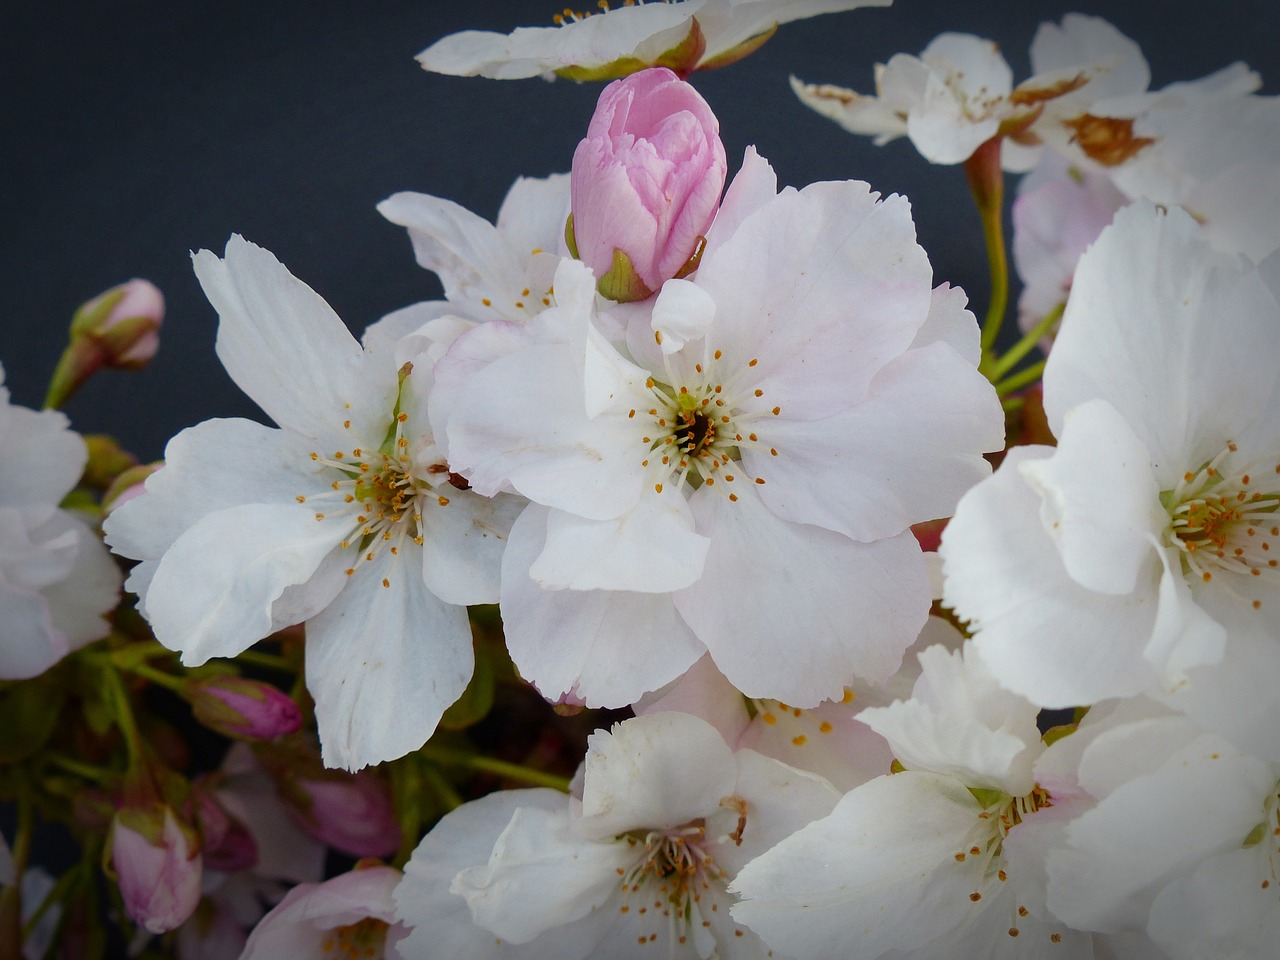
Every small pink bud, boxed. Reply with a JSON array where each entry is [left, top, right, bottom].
[[108, 804, 202, 934], [569, 67, 726, 301], [185, 677, 302, 741], [71, 278, 164, 368], [190, 786, 258, 873], [45, 279, 165, 408], [102, 461, 162, 514], [286, 771, 400, 859]]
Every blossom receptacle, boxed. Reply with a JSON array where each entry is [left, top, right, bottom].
[[184, 676, 301, 741], [569, 67, 725, 301], [107, 804, 202, 934], [45, 279, 164, 408]]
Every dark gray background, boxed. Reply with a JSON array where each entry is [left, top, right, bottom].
[[2, 0, 1274, 461]]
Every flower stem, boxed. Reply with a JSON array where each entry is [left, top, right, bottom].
[[417, 744, 570, 792], [965, 136, 1009, 380], [996, 359, 1047, 397], [117, 660, 185, 693], [102, 664, 146, 774], [992, 301, 1064, 380], [43, 752, 115, 785]]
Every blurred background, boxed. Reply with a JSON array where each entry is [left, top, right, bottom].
[[2, 0, 1275, 461]]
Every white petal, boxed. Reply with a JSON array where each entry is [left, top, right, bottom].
[[679, 485, 929, 703], [0, 578, 66, 679], [1019, 398, 1166, 595], [942, 447, 1164, 707], [145, 503, 345, 664], [500, 505, 702, 707], [306, 545, 472, 771], [576, 712, 737, 839], [911, 283, 982, 366], [194, 236, 394, 441], [0, 404, 85, 508], [40, 513, 122, 649], [749, 340, 1001, 541], [452, 805, 627, 945], [422, 491, 524, 607], [730, 771, 981, 960], [651, 279, 716, 355], [530, 495, 708, 593]]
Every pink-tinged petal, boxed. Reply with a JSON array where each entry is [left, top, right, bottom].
[[143, 503, 346, 665], [911, 283, 982, 366], [1019, 398, 1166, 595], [650, 278, 716, 355], [633, 653, 751, 748], [452, 805, 628, 945], [700, 147, 778, 254], [695, 183, 932, 418], [0, 403, 85, 507], [576, 712, 737, 839], [749, 340, 1001, 541], [679, 485, 929, 704], [730, 772, 982, 960], [193, 236, 394, 442], [530, 495, 707, 593], [305, 544, 472, 771], [422, 491, 524, 607], [241, 866, 402, 960], [500, 505, 702, 707], [942, 446, 1163, 707], [1044, 202, 1280, 480], [496, 174, 573, 260]]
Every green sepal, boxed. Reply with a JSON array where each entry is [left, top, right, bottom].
[[968, 786, 1008, 809], [696, 23, 777, 72], [596, 247, 654, 303], [564, 213, 580, 260]]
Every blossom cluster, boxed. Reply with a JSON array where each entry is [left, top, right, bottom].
[[2, 2, 1278, 958]]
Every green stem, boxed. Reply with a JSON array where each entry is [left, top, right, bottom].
[[996, 359, 1047, 397], [101, 665, 146, 774], [964, 136, 1009, 380], [421, 762, 464, 812], [43, 752, 115, 786], [417, 744, 571, 792], [117, 660, 185, 693], [992, 301, 1064, 380], [233, 649, 297, 673], [106, 639, 172, 668]]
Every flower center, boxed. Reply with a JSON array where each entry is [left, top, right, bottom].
[[322, 916, 389, 960], [636, 348, 780, 500], [952, 785, 1057, 941], [1162, 442, 1280, 607], [299, 405, 454, 588]]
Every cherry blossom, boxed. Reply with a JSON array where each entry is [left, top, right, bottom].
[[103, 236, 524, 771]]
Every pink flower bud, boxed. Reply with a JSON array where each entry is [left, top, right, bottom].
[[108, 804, 202, 934], [71, 278, 164, 368], [102, 461, 162, 514], [45, 279, 165, 408], [286, 771, 400, 859], [190, 786, 258, 873], [184, 677, 302, 741], [569, 67, 726, 301]]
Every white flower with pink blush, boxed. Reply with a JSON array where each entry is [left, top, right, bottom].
[[393, 711, 838, 959], [0, 360, 121, 679], [438, 148, 1003, 710], [239, 864, 406, 960], [943, 200, 1280, 761], [416, 0, 890, 82], [103, 236, 524, 771]]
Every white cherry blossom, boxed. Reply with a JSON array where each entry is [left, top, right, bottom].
[[436, 150, 1003, 709], [393, 711, 838, 959], [417, 0, 890, 82], [942, 201, 1280, 761], [103, 236, 523, 771]]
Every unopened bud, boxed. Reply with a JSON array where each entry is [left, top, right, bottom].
[[569, 67, 725, 302], [286, 770, 400, 859], [185, 677, 301, 741], [102, 461, 162, 514], [108, 804, 202, 934], [46, 279, 164, 408]]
